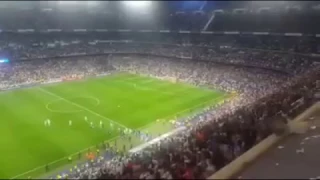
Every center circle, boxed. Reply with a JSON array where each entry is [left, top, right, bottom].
[[46, 97, 100, 113]]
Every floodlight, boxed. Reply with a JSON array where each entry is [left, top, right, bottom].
[[122, 1, 151, 8]]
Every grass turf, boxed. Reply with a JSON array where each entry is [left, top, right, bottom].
[[0, 72, 227, 179]]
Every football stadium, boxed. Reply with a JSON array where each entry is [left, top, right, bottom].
[[0, 1, 319, 180], [1, 72, 229, 179]]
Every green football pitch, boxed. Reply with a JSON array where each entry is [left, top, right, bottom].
[[0, 72, 227, 179]]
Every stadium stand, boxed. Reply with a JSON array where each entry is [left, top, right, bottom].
[[0, 1, 319, 179]]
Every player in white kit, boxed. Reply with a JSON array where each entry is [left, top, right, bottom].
[[47, 119, 51, 126]]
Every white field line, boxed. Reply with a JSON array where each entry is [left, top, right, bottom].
[[11, 89, 228, 179], [37, 87, 128, 129]]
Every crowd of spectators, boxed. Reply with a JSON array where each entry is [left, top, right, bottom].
[[0, 32, 318, 179], [112, 56, 287, 99], [48, 55, 317, 180], [0, 56, 113, 90], [0, 33, 319, 75]]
